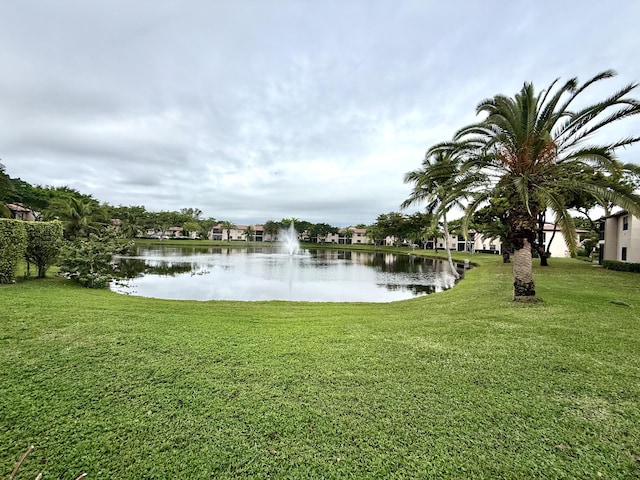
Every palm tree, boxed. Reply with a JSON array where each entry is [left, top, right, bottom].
[[53, 197, 108, 239], [436, 70, 640, 301], [245, 225, 255, 242], [402, 151, 483, 280], [219, 221, 236, 242], [263, 220, 279, 242]]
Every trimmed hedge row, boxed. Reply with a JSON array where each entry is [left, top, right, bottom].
[[0, 219, 28, 283], [0, 219, 64, 283], [602, 259, 640, 273]]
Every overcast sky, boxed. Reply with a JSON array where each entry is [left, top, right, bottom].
[[2, 1, 640, 226]]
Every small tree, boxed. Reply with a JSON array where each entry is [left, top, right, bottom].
[[58, 232, 133, 288], [0, 219, 27, 283], [24, 221, 64, 278]]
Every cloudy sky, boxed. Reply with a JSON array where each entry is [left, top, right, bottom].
[[2, 1, 640, 226]]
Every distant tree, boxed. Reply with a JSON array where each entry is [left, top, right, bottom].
[[373, 212, 410, 247], [365, 224, 385, 246], [343, 227, 354, 244], [280, 218, 298, 229], [198, 217, 217, 240], [180, 207, 203, 220], [0, 163, 11, 218], [404, 212, 434, 247], [244, 225, 255, 241], [116, 206, 148, 239], [182, 221, 202, 238], [263, 220, 279, 241], [471, 194, 512, 261], [219, 221, 236, 242], [310, 223, 337, 243], [0, 163, 14, 201]]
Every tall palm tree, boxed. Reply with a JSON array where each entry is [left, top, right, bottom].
[[402, 151, 483, 280], [434, 70, 640, 301]]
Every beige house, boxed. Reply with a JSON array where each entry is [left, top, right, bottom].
[[210, 224, 275, 242], [436, 224, 585, 258], [325, 227, 370, 245], [6, 203, 39, 221], [146, 226, 199, 239], [600, 211, 640, 263]]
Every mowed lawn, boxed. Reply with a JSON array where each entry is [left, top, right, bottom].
[[1, 252, 639, 479]]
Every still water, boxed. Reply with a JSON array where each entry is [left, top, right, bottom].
[[111, 245, 459, 302]]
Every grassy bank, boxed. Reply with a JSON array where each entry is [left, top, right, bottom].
[[1, 252, 639, 478]]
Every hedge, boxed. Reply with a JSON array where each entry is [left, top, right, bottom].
[[602, 259, 640, 273], [0, 219, 28, 283], [24, 220, 64, 278]]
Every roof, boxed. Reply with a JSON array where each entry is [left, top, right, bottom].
[[6, 202, 34, 213], [604, 210, 629, 219]]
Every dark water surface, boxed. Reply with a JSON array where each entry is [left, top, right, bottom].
[[111, 245, 459, 302]]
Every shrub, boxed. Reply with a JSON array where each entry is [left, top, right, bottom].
[[24, 221, 64, 278], [0, 219, 28, 283], [602, 260, 640, 273], [58, 233, 133, 288]]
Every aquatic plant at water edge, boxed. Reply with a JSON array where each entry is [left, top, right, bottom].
[[57, 233, 133, 288]]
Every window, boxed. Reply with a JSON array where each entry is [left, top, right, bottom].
[[623, 216, 629, 231], [622, 247, 627, 261]]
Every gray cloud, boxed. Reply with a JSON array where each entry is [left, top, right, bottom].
[[2, 0, 640, 226]]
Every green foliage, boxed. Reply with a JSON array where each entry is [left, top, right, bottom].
[[372, 212, 410, 246], [58, 233, 134, 288], [428, 70, 640, 299], [182, 221, 202, 237], [48, 196, 109, 239], [309, 223, 337, 242], [0, 219, 27, 283], [24, 221, 64, 278], [602, 259, 640, 272], [180, 207, 203, 220], [2, 257, 640, 477], [218, 221, 237, 242]]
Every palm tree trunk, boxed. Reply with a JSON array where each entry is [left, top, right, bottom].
[[512, 237, 536, 299], [442, 214, 460, 280]]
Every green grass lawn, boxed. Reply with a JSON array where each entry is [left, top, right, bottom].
[[1, 251, 639, 479]]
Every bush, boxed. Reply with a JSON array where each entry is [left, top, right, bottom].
[[58, 233, 133, 288], [24, 221, 64, 278], [0, 219, 28, 283], [602, 260, 640, 273]]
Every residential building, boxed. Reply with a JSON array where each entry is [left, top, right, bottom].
[[6, 203, 39, 221], [600, 211, 640, 263], [325, 227, 371, 245], [209, 224, 275, 242]]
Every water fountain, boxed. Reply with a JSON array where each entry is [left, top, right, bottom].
[[279, 222, 300, 255]]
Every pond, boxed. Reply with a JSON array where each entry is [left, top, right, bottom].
[[111, 245, 460, 302]]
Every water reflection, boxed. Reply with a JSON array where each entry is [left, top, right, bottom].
[[112, 246, 460, 302]]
